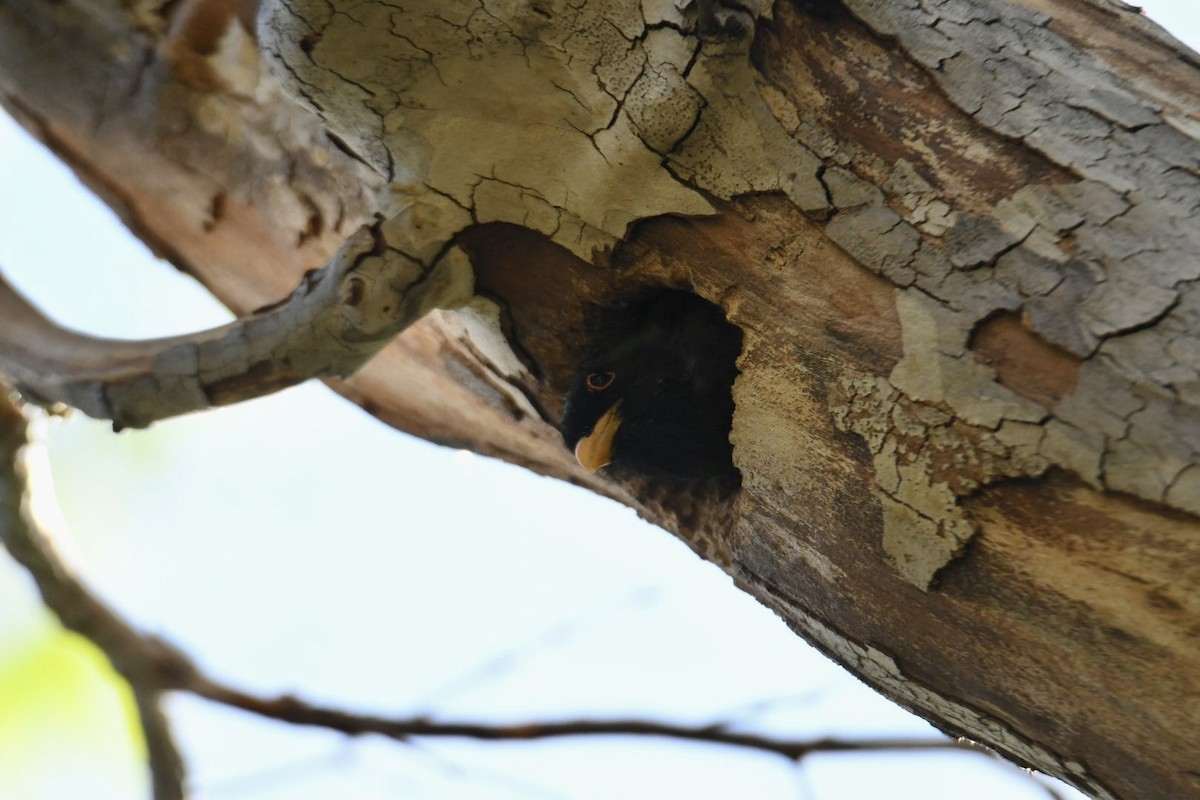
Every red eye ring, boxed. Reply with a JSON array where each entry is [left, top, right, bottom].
[[586, 371, 616, 391]]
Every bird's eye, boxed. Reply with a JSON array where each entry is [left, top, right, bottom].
[[586, 371, 616, 391]]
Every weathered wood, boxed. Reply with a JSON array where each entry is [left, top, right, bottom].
[[2, 1, 1198, 797], [0, 228, 473, 429]]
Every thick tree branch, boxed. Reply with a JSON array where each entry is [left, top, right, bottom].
[[0, 225, 472, 430], [4, 0, 1199, 796]]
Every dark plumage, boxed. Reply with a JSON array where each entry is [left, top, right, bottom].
[[560, 290, 742, 480]]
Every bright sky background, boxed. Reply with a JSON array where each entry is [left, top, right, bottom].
[[1, 4, 1195, 799]]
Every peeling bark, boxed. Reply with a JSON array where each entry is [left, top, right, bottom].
[[2, 0, 1199, 797]]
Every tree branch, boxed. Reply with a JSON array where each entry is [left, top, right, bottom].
[[135, 688, 187, 800], [190, 677, 970, 759], [0, 389, 194, 799], [0, 225, 472, 430]]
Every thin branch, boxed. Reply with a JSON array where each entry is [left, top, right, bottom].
[[0, 225, 472, 430], [414, 585, 659, 712], [405, 739, 577, 800], [135, 688, 187, 800], [0, 390, 192, 800], [196, 745, 359, 798], [193, 675, 973, 760]]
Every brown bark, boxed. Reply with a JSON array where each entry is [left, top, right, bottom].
[[2, 1, 1198, 798]]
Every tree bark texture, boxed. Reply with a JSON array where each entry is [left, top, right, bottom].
[[2, 1, 1198, 798]]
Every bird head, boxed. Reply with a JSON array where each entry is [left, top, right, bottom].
[[560, 291, 741, 480], [561, 367, 625, 472]]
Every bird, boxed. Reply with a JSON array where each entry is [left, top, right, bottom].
[[560, 290, 742, 481]]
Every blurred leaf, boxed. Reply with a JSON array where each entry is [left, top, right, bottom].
[[0, 622, 144, 799]]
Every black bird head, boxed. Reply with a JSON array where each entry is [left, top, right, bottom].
[[560, 291, 742, 480]]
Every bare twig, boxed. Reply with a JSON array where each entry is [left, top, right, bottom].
[[405, 740, 576, 800], [0, 390, 192, 800], [414, 585, 659, 712], [135, 688, 187, 800], [0, 226, 472, 430], [191, 676, 969, 759]]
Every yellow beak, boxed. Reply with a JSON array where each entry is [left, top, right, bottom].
[[574, 403, 622, 472]]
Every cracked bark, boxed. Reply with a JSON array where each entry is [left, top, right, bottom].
[[2, 0, 1198, 798]]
